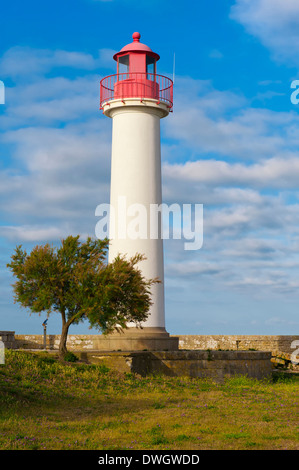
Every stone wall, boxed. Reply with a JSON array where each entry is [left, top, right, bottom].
[[177, 335, 299, 355], [9, 333, 299, 374], [14, 333, 299, 355], [15, 334, 94, 351], [65, 350, 273, 382], [132, 350, 273, 381], [0, 331, 17, 349], [177, 335, 299, 370]]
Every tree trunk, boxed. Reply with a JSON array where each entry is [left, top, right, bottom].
[[59, 320, 70, 360]]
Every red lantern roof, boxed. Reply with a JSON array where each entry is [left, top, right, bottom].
[[113, 32, 160, 61]]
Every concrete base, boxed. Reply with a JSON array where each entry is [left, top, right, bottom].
[[75, 350, 273, 382], [0, 331, 17, 349], [93, 327, 179, 352]]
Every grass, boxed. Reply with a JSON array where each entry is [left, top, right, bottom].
[[0, 350, 298, 450]]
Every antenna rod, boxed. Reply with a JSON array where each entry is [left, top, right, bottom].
[[173, 53, 175, 84]]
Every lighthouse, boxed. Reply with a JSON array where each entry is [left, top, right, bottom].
[[99, 32, 178, 351]]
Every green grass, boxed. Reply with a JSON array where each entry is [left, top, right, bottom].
[[0, 350, 298, 450]]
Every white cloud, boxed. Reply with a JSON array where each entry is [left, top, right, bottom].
[[231, 0, 299, 66], [166, 261, 221, 277], [0, 225, 71, 242], [163, 156, 299, 190], [0, 47, 98, 79], [164, 77, 298, 160], [0, 46, 116, 81], [0, 64, 111, 239], [0, 123, 111, 234]]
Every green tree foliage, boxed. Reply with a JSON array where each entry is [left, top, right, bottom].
[[7, 236, 158, 359]]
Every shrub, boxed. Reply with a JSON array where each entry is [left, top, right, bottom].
[[63, 352, 79, 363]]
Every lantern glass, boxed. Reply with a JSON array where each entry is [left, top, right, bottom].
[[146, 56, 156, 80], [118, 55, 129, 76]]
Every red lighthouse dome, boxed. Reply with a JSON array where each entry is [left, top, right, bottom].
[[115, 32, 159, 58], [100, 32, 173, 111], [113, 32, 160, 72]]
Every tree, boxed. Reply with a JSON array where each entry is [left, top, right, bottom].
[[7, 235, 158, 359]]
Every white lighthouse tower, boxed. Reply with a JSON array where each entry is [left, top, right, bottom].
[[100, 32, 178, 351]]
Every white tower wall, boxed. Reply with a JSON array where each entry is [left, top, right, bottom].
[[104, 99, 169, 330]]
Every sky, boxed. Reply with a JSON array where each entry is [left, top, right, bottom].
[[1, 0, 299, 336]]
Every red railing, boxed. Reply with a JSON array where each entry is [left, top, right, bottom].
[[100, 73, 173, 111]]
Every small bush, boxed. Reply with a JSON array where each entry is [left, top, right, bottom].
[[97, 364, 110, 374], [152, 402, 165, 409], [63, 352, 78, 363], [175, 434, 190, 442], [272, 372, 296, 383], [37, 355, 56, 365]]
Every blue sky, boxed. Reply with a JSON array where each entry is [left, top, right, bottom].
[[1, 0, 299, 336]]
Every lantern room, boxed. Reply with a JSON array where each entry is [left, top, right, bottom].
[[100, 32, 173, 111], [114, 32, 160, 76]]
